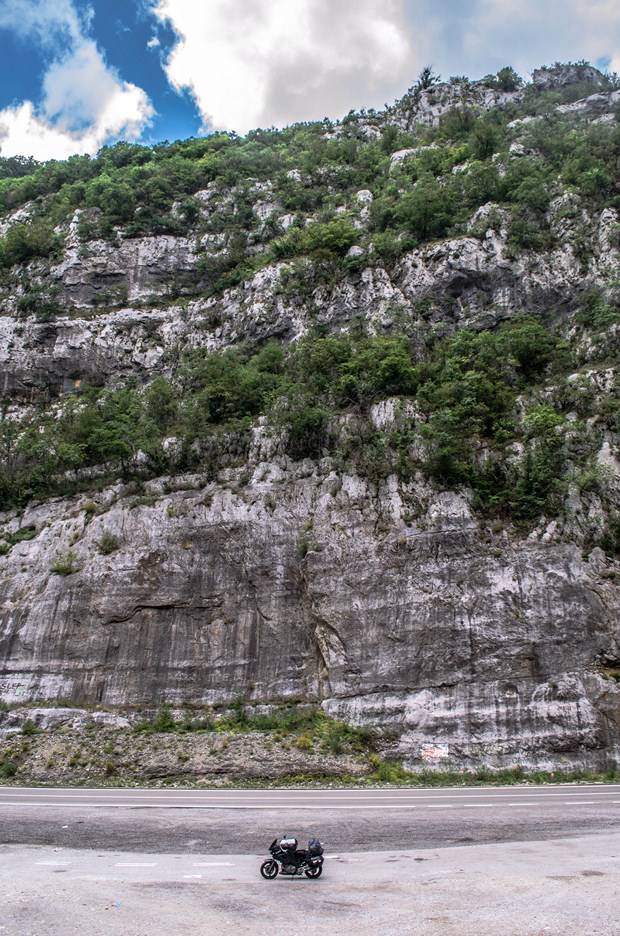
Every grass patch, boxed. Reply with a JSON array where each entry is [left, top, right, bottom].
[[361, 763, 620, 787], [50, 549, 81, 576], [131, 701, 380, 753]]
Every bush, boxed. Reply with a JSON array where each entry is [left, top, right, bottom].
[[284, 401, 330, 460], [97, 531, 119, 555], [1, 759, 18, 778], [495, 66, 523, 91], [50, 550, 81, 576], [367, 754, 411, 783], [272, 217, 357, 262], [0, 221, 62, 268], [152, 703, 176, 732]]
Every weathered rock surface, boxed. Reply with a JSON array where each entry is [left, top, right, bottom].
[[1, 468, 619, 772], [1, 202, 616, 402], [2, 62, 620, 778], [51, 226, 199, 308], [388, 80, 523, 132], [532, 64, 608, 91]]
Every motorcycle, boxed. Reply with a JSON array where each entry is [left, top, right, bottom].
[[260, 835, 324, 880]]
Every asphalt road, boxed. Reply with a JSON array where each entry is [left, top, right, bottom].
[[2, 783, 619, 853]]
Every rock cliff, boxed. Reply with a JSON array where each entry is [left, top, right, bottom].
[[1, 462, 619, 771], [1, 62, 620, 774]]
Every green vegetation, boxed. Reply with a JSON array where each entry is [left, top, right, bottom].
[[1, 61, 620, 548], [97, 531, 119, 555], [2, 711, 620, 788], [0, 756, 18, 778], [0, 61, 619, 294], [1, 314, 614, 541], [274, 765, 620, 788], [50, 550, 81, 576], [0, 220, 62, 269], [132, 701, 379, 755]]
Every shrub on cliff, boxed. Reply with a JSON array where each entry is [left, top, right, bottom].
[[0, 221, 62, 269]]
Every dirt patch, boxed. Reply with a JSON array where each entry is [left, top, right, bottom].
[[0, 724, 369, 786]]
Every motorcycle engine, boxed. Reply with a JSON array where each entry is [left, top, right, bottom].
[[283, 864, 297, 874]]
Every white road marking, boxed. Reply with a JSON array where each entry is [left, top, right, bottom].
[[3, 786, 620, 813], [183, 874, 203, 879], [192, 861, 234, 867], [3, 786, 620, 796], [114, 862, 157, 868], [0, 798, 399, 807], [35, 861, 71, 866], [2, 790, 619, 803], [6, 783, 620, 793], [0, 800, 611, 811]]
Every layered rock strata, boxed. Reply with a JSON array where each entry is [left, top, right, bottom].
[[1, 471, 618, 771]]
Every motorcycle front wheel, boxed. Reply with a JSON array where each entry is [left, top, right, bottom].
[[260, 860, 279, 879], [304, 864, 323, 878]]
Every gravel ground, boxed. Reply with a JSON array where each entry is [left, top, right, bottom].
[[0, 726, 367, 785], [2, 834, 619, 936]]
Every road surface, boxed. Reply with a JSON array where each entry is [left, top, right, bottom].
[[2, 783, 619, 853], [2, 834, 620, 936], [2, 786, 620, 934]]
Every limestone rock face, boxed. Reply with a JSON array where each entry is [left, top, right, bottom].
[[557, 90, 620, 120], [1, 469, 618, 771], [389, 80, 523, 132], [1, 203, 616, 401], [51, 226, 199, 308], [532, 64, 608, 91], [2, 63, 620, 776]]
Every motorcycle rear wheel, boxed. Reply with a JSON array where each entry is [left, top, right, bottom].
[[260, 860, 279, 879], [304, 864, 323, 878]]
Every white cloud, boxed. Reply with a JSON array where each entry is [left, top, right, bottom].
[[43, 41, 153, 136], [151, 0, 414, 133], [0, 0, 153, 160], [0, 0, 83, 45], [400, 0, 620, 85], [462, 0, 620, 76]]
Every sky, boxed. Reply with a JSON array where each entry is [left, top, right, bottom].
[[0, 0, 618, 161]]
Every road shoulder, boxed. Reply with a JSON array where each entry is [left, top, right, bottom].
[[2, 834, 619, 936]]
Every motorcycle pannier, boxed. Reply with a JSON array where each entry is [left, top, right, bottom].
[[308, 838, 323, 856]]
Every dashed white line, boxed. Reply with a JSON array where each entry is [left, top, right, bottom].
[[114, 862, 157, 868], [192, 862, 234, 867]]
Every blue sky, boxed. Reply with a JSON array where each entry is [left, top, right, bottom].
[[0, 0, 618, 161]]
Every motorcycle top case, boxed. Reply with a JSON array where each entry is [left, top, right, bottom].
[[308, 838, 324, 856]]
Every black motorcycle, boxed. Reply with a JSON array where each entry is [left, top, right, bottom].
[[260, 835, 324, 879]]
